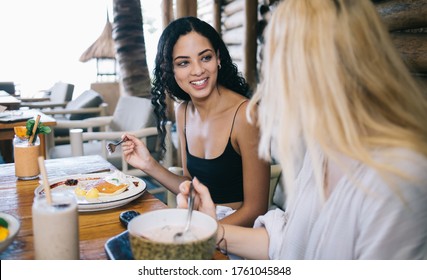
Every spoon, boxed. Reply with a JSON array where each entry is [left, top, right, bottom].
[[173, 183, 195, 242]]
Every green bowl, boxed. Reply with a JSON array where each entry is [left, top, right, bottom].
[[128, 208, 217, 260]]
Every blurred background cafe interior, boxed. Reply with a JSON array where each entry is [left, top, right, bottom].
[[0, 0, 426, 260]]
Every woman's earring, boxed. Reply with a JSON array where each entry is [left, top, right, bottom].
[[218, 64, 221, 70]]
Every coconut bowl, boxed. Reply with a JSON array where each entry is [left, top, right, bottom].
[[128, 208, 217, 260]]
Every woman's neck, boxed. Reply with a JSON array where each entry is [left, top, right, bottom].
[[191, 85, 229, 120]]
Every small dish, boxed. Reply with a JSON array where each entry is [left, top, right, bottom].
[[0, 212, 20, 253]]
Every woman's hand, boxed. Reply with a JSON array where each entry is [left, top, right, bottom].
[[177, 177, 217, 220], [121, 133, 153, 171]]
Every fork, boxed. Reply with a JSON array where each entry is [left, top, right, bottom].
[[106, 138, 125, 154]]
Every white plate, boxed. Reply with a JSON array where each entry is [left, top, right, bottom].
[[34, 172, 146, 212], [0, 111, 23, 118], [0, 212, 20, 253]]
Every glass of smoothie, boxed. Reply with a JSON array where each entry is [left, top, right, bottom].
[[13, 135, 40, 180], [32, 192, 80, 260]]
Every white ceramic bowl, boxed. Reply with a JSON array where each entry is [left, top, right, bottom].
[[0, 212, 20, 253], [128, 208, 218, 260]]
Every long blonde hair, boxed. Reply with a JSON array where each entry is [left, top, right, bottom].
[[248, 0, 427, 197]]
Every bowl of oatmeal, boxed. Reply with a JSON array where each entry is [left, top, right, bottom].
[[128, 208, 217, 260]]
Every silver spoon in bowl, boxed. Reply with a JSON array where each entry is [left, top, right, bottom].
[[173, 182, 195, 242]]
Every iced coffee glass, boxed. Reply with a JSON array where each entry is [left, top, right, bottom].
[[32, 192, 80, 260], [13, 135, 40, 180]]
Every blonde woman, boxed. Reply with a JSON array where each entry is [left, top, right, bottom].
[[178, 0, 427, 259]]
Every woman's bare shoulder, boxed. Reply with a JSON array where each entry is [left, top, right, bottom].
[[175, 101, 189, 129], [231, 99, 260, 144], [234, 98, 257, 126], [175, 101, 188, 118]]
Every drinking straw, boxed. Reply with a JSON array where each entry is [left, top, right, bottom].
[[38, 156, 52, 205], [28, 114, 41, 145]]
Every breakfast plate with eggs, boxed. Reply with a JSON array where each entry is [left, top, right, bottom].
[[34, 171, 146, 212]]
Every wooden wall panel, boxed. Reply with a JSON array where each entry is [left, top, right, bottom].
[[376, 0, 427, 31], [198, 0, 214, 26], [223, 9, 244, 29], [221, 0, 245, 75], [222, 26, 244, 44], [391, 33, 427, 73], [228, 45, 244, 61], [374, 0, 427, 91], [223, 0, 245, 15]]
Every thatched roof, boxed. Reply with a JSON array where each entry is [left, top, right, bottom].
[[79, 17, 115, 62]]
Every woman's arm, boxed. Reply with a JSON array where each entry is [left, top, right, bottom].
[[219, 224, 270, 260], [122, 134, 188, 194], [178, 178, 270, 259], [121, 102, 192, 195], [221, 102, 271, 227]]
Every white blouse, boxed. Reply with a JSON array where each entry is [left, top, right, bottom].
[[254, 149, 427, 259]]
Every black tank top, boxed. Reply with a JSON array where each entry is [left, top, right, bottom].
[[185, 100, 247, 204]]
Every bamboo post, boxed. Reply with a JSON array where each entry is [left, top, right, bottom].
[[244, 0, 258, 90]]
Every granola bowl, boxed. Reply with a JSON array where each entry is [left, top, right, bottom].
[[128, 208, 217, 260]]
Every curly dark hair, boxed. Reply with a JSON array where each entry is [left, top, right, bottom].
[[151, 16, 250, 155]]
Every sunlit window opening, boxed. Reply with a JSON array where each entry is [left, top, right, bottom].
[[0, 0, 162, 98]]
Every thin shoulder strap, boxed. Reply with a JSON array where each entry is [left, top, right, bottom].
[[229, 100, 248, 137], [184, 101, 189, 141]]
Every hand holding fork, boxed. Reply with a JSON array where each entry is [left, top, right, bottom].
[[106, 137, 127, 154]]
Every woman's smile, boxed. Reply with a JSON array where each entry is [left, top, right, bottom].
[[190, 78, 209, 89]]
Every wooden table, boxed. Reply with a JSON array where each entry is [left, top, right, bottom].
[[0, 155, 227, 260], [0, 109, 56, 163]]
